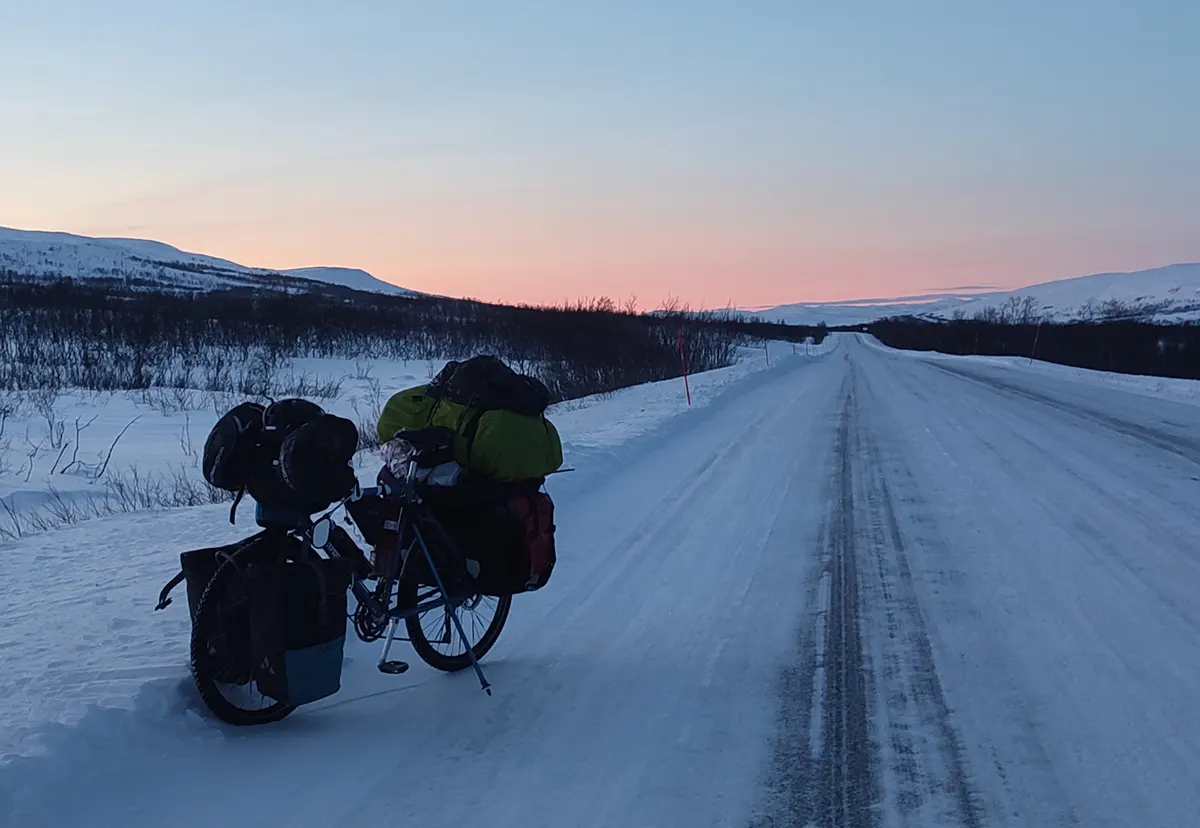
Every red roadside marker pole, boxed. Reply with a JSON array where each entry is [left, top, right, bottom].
[[676, 328, 692, 406]]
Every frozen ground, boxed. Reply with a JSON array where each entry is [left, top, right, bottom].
[[4, 333, 1200, 827]]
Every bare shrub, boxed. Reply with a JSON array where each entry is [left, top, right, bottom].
[[350, 376, 385, 453], [0, 276, 822, 412], [30, 388, 66, 450], [179, 415, 198, 467], [58, 415, 98, 475]]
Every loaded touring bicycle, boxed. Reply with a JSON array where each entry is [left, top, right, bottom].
[[155, 360, 560, 725]]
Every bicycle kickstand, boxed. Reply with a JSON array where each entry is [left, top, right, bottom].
[[416, 532, 492, 696], [376, 618, 410, 675]]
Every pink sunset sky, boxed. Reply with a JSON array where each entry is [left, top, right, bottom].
[[3, 2, 1198, 310]]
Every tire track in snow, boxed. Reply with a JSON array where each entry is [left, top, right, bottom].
[[752, 364, 874, 828], [754, 353, 984, 828], [821, 368, 874, 828], [856, 375, 983, 828]]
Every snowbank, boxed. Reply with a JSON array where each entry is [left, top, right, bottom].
[[859, 334, 1200, 407]]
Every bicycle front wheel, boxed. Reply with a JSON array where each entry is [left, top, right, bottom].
[[190, 540, 296, 726]]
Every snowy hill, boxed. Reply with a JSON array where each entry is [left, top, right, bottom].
[[946, 263, 1200, 323], [748, 291, 985, 327], [755, 263, 1200, 326], [0, 227, 414, 297]]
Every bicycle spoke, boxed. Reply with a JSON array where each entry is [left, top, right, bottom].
[[415, 592, 501, 658]]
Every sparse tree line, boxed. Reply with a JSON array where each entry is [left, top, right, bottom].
[[0, 276, 825, 400], [0, 275, 826, 540], [866, 318, 1200, 380], [947, 294, 1196, 325]]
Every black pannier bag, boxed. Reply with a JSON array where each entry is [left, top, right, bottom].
[[179, 546, 223, 622], [278, 413, 359, 506], [262, 397, 325, 434], [202, 398, 359, 518], [247, 557, 353, 706], [155, 541, 258, 685], [420, 487, 557, 597], [202, 402, 266, 492], [246, 397, 328, 511]]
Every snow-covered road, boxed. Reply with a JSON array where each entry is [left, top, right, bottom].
[[4, 334, 1200, 827]]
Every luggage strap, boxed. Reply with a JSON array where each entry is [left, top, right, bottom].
[[229, 486, 246, 525], [154, 570, 186, 612], [306, 559, 330, 625]]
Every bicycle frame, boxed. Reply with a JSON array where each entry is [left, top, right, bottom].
[[308, 453, 494, 695]]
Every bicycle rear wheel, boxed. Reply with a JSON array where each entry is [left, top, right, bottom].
[[402, 580, 511, 673], [189, 539, 296, 726]]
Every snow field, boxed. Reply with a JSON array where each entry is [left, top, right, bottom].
[[0, 342, 818, 542], [0, 340, 821, 768], [6, 332, 1198, 827]]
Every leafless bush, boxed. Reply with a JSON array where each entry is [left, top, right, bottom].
[[0, 392, 17, 440], [37, 486, 106, 528], [274, 370, 344, 400], [93, 416, 141, 480], [103, 464, 232, 513], [350, 376, 385, 452], [207, 390, 240, 416], [237, 351, 280, 398], [30, 387, 66, 450], [21, 438, 44, 483], [0, 496, 24, 540], [58, 415, 98, 476], [179, 415, 198, 467], [135, 386, 202, 415], [0, 426, 238, 540], [0, 277, 822, 408]]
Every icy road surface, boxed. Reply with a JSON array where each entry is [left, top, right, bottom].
[[4, 334, 1200, 827]]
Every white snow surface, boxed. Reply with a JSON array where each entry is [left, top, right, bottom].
[[4, 334, 1200, 827], [0, 226, 413, 296], [755, 262, 1200, 325], [0, 344, 816, 529]]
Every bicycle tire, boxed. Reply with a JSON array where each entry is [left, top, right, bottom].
[[402, 579, 512, 673], [190, 541, 296, 726]]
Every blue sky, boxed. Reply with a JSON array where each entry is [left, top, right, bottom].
[[2, 0, 1197, 306]]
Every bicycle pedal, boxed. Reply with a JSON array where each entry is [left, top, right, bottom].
[[378, 660, 410, 675]]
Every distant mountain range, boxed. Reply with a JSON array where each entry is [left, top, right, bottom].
[[4, 226, 1197, 325], [753, 263, 1200, 326], [0, 227, 414, 297]]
